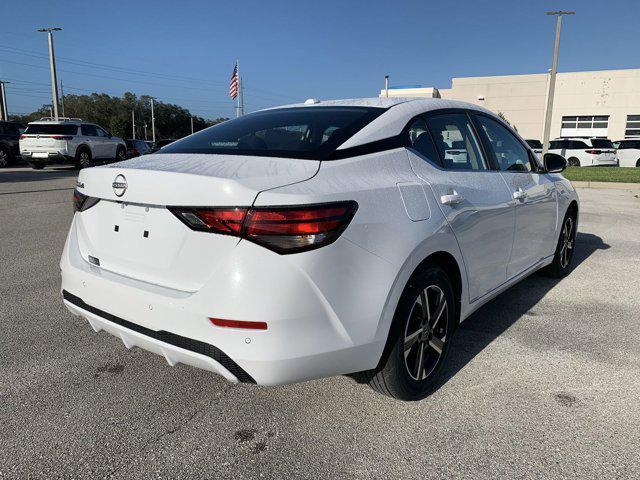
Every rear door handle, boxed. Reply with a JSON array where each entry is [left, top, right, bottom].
[[513, 188, 526, 201], [440, 192, 464, 206]]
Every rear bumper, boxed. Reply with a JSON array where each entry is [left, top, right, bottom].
[[60, 216, 391, 385], [21, 150, 74, 163]]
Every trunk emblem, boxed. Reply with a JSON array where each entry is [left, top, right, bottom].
[[112, 174, 127, 197]]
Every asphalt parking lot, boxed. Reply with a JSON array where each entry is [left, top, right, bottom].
[[1, 166, 639, 479]]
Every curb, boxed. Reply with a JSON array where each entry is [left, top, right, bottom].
[[571, 181, 640, 192]]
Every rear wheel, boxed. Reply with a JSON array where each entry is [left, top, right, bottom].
[[567, 157, 580, 167], [75, 148, 92, 169], [0, 146, 10, 167], [363, 266, 455, 401], [544, 209, 577, 278], [115, 146, 126, 162], [636, 159, 640, 168]]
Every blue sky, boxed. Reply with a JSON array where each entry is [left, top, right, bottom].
[[0, 0, 638, 119]]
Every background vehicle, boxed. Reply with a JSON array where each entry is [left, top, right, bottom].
[[614, 139, 640, 167], [19, 118, 127, 169], [61, 98, 578, 401], [125, 139, 152, 158], [0, 121, 24, 167], [525, 139, 543, 160], [548, 137, 617, 167]]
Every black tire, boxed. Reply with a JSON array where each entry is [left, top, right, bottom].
[[567, 157, 580, 167], [115, 146, 127, 162], [363, 266, 456, 401], [544, 209, 577, 278], [636, 159, 640, 168], [0, 146, 10, 168], [30, 162, 45, 170], [75, 148, 92, 169]]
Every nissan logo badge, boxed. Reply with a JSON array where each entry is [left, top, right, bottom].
[[112, 174, 127, 197]]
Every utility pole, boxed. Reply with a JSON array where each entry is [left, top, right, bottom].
[[132, 109, 135, 140], [150, 98, 156, 143], [38, 27, 62, 120], [190, 116, 194, 134], [144, 122, 148, 140], [60, 81, 65, 117], [0, 80, 9, 120], [384, 75, 389, 98], [542, 11, 574, 155]]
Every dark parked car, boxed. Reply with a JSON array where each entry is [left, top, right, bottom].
[[0, 121, 24, 167], [125, 139, 152, 159]]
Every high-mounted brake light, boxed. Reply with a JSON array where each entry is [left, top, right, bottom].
[[168, 201, 358, 254]]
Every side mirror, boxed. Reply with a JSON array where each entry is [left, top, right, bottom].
[[543, 153, 566, 173]]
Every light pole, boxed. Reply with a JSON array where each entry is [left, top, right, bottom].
[[150, 98, 156, 143], [37, 27, 62, 120], [0, 80, 9, 120], [542, 11, 574, 155]]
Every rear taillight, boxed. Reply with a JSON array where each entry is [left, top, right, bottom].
[[73, 189, 100, 212], [20, 134, 28, 139], [585, 149, 602, 154], [52, 136, 73, 140], [168, 201, 358, 254], [130, 148, 139, 157]]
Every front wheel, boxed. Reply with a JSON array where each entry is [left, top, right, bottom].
[[544, 210, 577, 278], [0, 147, 10, 168], [364, 266, 456, 401]]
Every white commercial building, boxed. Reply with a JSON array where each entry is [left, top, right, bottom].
[[380, 69, 640, 141]]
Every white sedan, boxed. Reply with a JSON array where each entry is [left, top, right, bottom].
[[61, 98, 578, 401]]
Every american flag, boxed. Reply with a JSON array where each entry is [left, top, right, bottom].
[[229, 62, 238, 100]]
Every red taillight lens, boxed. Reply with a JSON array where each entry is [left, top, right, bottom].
[[209, 317, 268, 330], [585, 149, 602, 154], [52, 136, 73, 140], [73, 189, 100, 212], [169, 207, 248, 235], [20, 134, 28, 139], [168, 201, 358, 254]]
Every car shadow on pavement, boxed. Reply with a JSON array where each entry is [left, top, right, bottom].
[[433, 231, 610, 392]]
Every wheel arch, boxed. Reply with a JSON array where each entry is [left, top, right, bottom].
[[75, 144, 91, 156]]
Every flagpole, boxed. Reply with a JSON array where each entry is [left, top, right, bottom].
[[239, 76, 244, 117], [236, 60, 240, 118]]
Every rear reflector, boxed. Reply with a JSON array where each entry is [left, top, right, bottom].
[[168, 201, 358, 254], [209, 317, 268, 330]]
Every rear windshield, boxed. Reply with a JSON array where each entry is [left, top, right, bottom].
[[24, 124, 78, 135], [525, 139, 542, 149], [591, 139, 613, 148], [159, 107, 386, 160]]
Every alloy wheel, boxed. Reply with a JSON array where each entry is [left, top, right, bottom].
[[403, 285, 448, 381], [559, 217, 574, 269]]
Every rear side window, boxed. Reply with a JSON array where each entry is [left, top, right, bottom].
[[525, 139, 542, 149], [572, 140, 589, 149], [159, 107, 386, 160], [425, 113, 487, 170], [549, 140, 567, 149], [475, 115, 531, 172], [81, 125, 98, 136], [24, 124, 78, 135], [407, 118, 441, 165], [591, 139, 613, 149]]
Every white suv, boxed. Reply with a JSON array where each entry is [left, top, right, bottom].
[[548, 137, 617, 167], [613, 139, 640, 167], [20, 118, 126, 169]]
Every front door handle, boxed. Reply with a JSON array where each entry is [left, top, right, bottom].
[[513, 188, 526, 201], [440, 192, 464, 206]]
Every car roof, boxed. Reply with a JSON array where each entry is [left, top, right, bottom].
[[262, 97, 500, 150]]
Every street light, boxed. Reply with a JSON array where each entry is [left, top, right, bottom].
[[541, 11, 575, 155], [37, 27, 62, 120]]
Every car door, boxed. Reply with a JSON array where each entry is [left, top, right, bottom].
[[472, 113, 558, 278], [95, 126, 116, 158], [406, 112, 515, 302], [80, 124, 100, 158]]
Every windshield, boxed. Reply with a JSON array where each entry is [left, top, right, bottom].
[[159, 107, 386, 160], [525, 139, 542, 149], [591, 139, 613, 149], [24, 124, 78, 135]]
